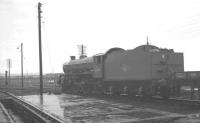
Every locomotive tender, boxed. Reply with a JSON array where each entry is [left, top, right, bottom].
[[62, 44, 184, 98]]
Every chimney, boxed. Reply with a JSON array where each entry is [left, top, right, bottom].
[[79, 55, 87, 59], [70, 56, 76, 60]]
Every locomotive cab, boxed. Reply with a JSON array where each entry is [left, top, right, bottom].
[[93, 54, 104, 78]]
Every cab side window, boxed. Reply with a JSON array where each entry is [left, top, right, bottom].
[[97, 56, 101, 64], [95, 56, 102, 64]]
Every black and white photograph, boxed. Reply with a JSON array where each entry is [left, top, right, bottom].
[[0, 0, 200, 122]]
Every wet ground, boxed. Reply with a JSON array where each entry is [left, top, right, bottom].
[[20, 94, 185, 123]]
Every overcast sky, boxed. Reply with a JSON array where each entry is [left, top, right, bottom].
[[0, 0, 200, 74]]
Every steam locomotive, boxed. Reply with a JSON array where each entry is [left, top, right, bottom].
[[61, 44, 200, 98]]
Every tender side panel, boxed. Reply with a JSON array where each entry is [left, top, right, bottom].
[[151, 53, 184, 79], [104, 50, 151, 81], [151, 53, 167, 79], [168, 53, 184, 72]]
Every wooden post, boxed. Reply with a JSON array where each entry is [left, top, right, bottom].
[[5, 71, 8, 86], [21, 43, 24, 88], [38, 2, 43, 96]]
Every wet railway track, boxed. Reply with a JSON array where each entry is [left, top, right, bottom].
[[21, 93, 189, 123], [80, 92, 200, 107], [1, 90, 200, 123], [0, 90, 64, 123], [74, 92, 200, 114], [152, 96, 200, 107], [126, 95, 200, 107], [133, 95, 200, 111], [0, 100, 15, 123], [66, 93, 200, 122]]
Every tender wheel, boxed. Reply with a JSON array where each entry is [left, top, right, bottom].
[[160, 86, 170, 99], [140, 86, 153, 97]]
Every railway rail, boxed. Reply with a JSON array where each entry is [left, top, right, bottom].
[[127, 95, 200, 107], [0, 90, 64, 123], [161, 97, 200, 107], [77, 90, 200, 108], [1, 89, 200, 123], [0, 100, 15, 123]]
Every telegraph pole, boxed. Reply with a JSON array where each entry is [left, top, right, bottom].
[[81, 45, 84, 56], [8, 59, 10, 84], [7, 59, 11, 84], [21, 43, 24, 88], [38, 2, 43, 96], [5, 71, 8, 86]]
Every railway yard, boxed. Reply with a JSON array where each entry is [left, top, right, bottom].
[[1, 44, 200, 122], [0, 81, 199, 123], [0, 44, 200, 123], [1, 0, 200, 122]]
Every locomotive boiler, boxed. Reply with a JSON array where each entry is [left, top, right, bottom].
[[62, 44, 184, 98]]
